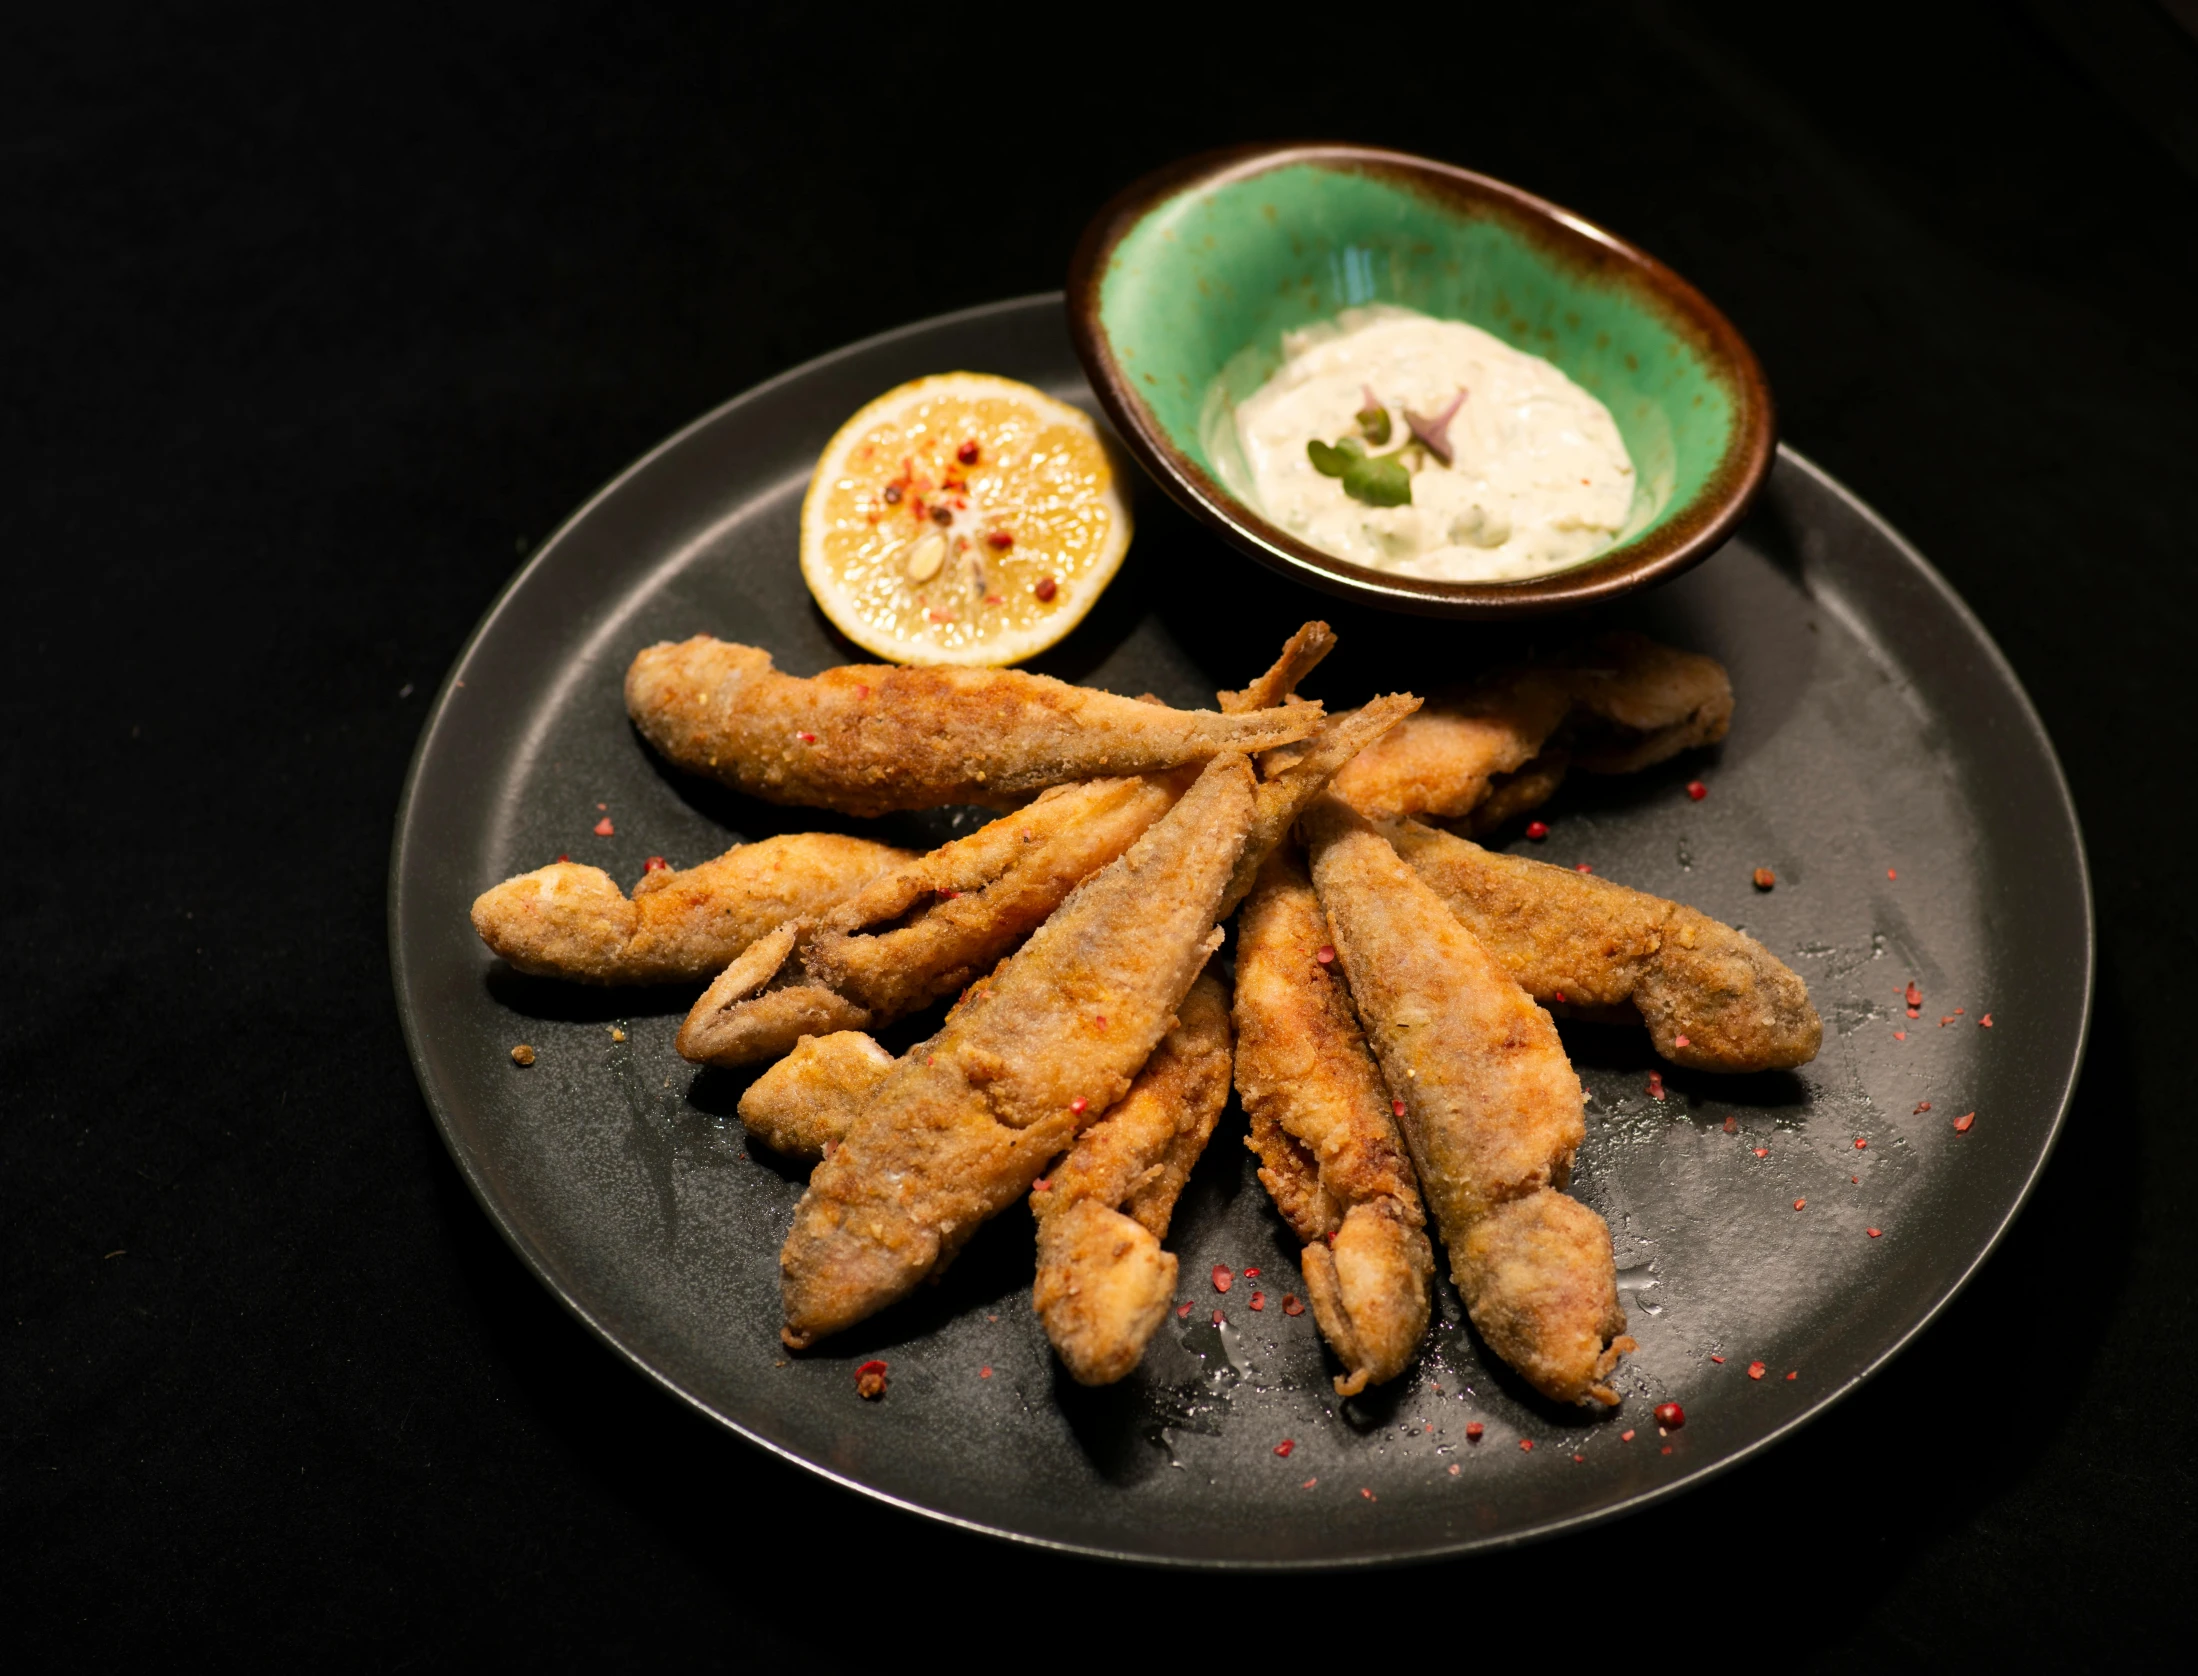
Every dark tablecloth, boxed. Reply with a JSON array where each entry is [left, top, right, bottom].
[[8, 2, 2192, 1660]]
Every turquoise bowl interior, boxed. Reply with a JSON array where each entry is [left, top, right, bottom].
[[1067, 145, 1774, 616]]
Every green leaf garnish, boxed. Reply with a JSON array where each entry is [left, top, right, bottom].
[[1340, 451, 1411, 507], [1355, 404, 1391, 445], [1307, 437, 1364, 477], [1307, 435, 1410, 506]]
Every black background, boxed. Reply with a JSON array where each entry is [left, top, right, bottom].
[[8, 1, 2194, 1662]]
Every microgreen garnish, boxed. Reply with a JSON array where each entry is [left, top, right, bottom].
[[1404, 389, 1467, 466], [1355, 384, 1391, 445], [1307, 436, 1411, 507]]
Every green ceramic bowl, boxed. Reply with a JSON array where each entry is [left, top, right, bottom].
[[1067, 144, 1774, 616]]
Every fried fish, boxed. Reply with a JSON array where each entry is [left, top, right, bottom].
[[777, 752, 1257, 1349], [676, 773, 1187, 1067], [1030, 968, 1234, 1386], [1234, 850, 1431, 1396], [1305, 796, 1633, 1407], [1316, 632, 1732, 827], [468, 833, 912, 985], [625, 636, 1319, 816], [1387, 821, 1822, 1072]]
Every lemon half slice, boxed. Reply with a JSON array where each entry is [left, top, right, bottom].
[[799, 373, 1131, 667]]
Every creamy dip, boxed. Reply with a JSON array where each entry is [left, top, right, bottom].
[[1231, 306, 1636, 582]]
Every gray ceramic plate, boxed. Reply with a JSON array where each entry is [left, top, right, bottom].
[[389, 294, 2090, 1567]]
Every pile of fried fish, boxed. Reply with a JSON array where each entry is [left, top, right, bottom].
[[472, 624, 1820, 1407]]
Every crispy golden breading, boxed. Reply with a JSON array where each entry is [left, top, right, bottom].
[[1219, 694, 1422, 919], [778, 754, 1257, 1349], [1233, 851, 1431, 1396], [1386, 822, 1823, 1072], [736, 1031, 894, 1160], [1305, 797, 1633, 1406], [625, 637, 1318, 816], [675, 773, 1189, 1067], [1318, 632, 1732, 826], [469, 834, 911, 985], [1031, 969, 1234, 1385], [1216, 620, 1337, 715], [1561, 632, 1734, 773]]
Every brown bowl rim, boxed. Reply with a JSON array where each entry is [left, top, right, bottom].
[[1065, 142, 1777, 618]]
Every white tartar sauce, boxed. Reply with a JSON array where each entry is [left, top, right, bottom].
[[1231, 306, 1636, 582]]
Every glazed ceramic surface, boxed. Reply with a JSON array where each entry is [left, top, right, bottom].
[[391, 296, 2085, 1566], [1069, 146, 1773, 615]]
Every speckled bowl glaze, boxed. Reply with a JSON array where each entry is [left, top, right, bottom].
[[1067, 144, 1775, 616]]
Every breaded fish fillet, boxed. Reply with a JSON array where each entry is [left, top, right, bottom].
[[1030, 968, 1234, 1386], [1217, 620, 1336, 715], [1305, 797, 1633, 1407], [468, 833, 912, 985], [1233, 851, 1431, 1396], [736, 1030, 895, 1160], [1317, 632, 1732, 825], [1387, 822, 1822, 1072], [675, 773, 1189, 1067], [625, 637, 1318, 816], [778, 753, 1257, 1349]]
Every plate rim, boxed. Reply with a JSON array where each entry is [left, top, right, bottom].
[[388, 292, 2093, 1569]]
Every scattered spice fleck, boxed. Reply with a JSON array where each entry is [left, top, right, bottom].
[[1786, 1370, 1798, 1381], [1867, 1227, 1883, 1238], [1244, 1267, 1262, 1278], [1302, 1478, 1318, 1490], [1575, 862, 1595, 874], [1710, 1354, 1725, 1364], [593, 816, 614, 836], [1466, 1422, 1485, 1441], [1212, 1265, 1234, 1293], [798, 731, 817, 744], [1753, 1147, 1769, 1159], [1748, 1361, 1767, 1380], [1621, 1429, 1636, 1442], [509, 1044, 536, 1067], [609, 1027, 625, 1042], [855, 1360, 888, 1400], [1647, 1071, 1665, 1100], [1034, 576, 1058, 601], [1940, 1015, 1958, 1027], [1855, 1137, 1868, 1150], [1954, 1112, 1976, 1133], [1316, 944, 1336, 965], [1722, 1115, 1737, 1134], [1554, 991, 1568, 1003], [1275, 1439, 1295, 1458], [1525, 820, 1550, 841], [1914, 1100, 1932, 1113], [1211, 1309, 1224, 1327], [1687, 780, 1708, 801], [1753, 867, 1776, 890], [1662, 1445, 1673, 1455], [1794, 1198, 1807, 1211], [957, 440, 980, 465], [985, 529, 1012, 549], [1519, 1439, 1534, 1453], [1448, 1463, 1461, 1475], [1574, 1454, 1586, 1463], [1674, 1034, 1691, 1049], [979, 1366, 993, 1379], [1893, 1030, 1907, 1041], [1888, 867, 1898, 880], [1980, 1013, 1994, 1028], [1905, 981, 1922, 1008], [1361, 1488, 1376, 1501], [1250, 1291, 1266, 1311], [1393, 1099, 1407, 1118], [556, 853, 569, 863], [1283, 1294, 1305, 1316], [1031, 1177, 1051, 1193], [643, 856, 669, 873], [1069, 1097, 1087, 1114], [1177, 1302, 1192, 1319], [1654, 1402, 1686, 1429]]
